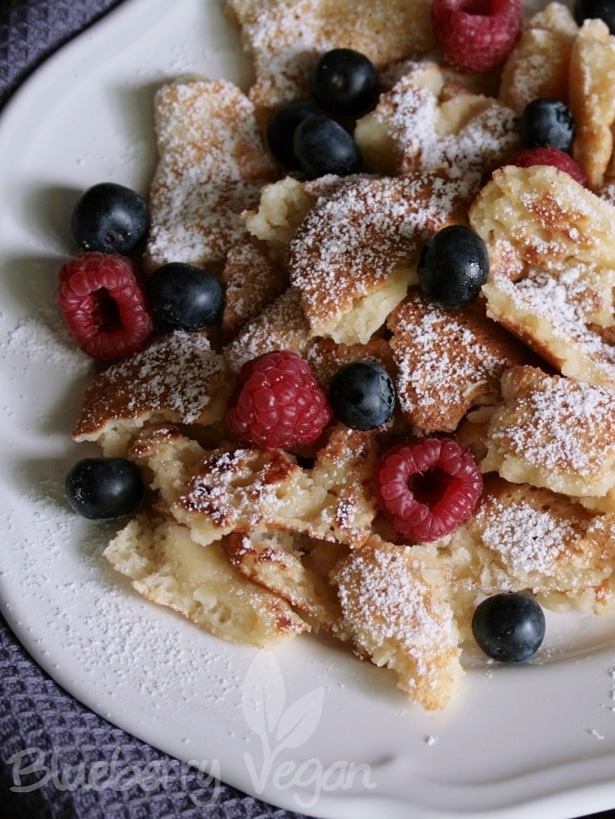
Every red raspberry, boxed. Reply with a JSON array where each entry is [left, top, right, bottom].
[[57, 252, 153, 360], [374, 438, 483, 542], [432, 0, 522, 73], [512, 147, 588, 187], [226, 350, 332, 450]]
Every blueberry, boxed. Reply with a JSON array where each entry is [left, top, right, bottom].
[[311, 49, 379, 117], [573, 0, 615, 32], [66, 457, 144, 520], [417, 225, 489, 309], [294, 115, 362, 179], [520, 98, 575, 152], [329, 360, 395, 430], [267, 100, 322, 168], [71, 182, 150, 255], [472, 592, 546, 663], [148, 263, 225, 331]]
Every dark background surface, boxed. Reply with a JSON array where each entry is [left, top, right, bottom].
[[0, 1, 614, 817]]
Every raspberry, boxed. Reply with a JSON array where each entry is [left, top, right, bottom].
[[512, 147, 588, 187], [374, 438, 483, 542], [431, 0, 523, 73], [226, 350, 332, 450], [57, 252, 153, 360]]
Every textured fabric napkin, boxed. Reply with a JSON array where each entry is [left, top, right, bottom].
[[0, 2, 612, 819]]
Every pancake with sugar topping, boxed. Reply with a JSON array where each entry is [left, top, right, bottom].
[[72, 332, 230, 456], [105, 514, 308, 649], [355, 61, 519, 180], [470, 164, 615, 389], [145, 78, 276, 271], [388, 289, 532, 433], [288, 171, 474, 344], [455, 475, 615, 614], [221, 238, 288, 338], [498, 1, 578, 113], [225, 0, 435, 113], [569, 19, 615, 190], [331, 535, 463, 711], [168, 425, 377, 548], [223, 288, 311, 374], [482, 366, 615, 509]]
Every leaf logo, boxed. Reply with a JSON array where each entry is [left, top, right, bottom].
[[241, 652, 324, 793]]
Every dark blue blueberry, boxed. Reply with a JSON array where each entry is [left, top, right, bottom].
[[267, 100, 322, 168], [472, 593, 546, 663], [573, 0, 615, 32], [66, 457, 144, 520], [148, 263, 225, 331], [417, 225, 489, 309], [293, 115, 362, 179], [71, 182, 150, 255], [520, 98, 575, 152], [310, 48, 379, 117], [329, 360, 395, 430]]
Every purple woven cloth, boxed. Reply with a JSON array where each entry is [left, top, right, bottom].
[[0, 2, 309, 817], [0, 2, 612, 819]]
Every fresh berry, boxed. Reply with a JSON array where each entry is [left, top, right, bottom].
[[472, 592, 546, 662], [293, 115, 362, 179], [573, 0, 615, 32], [70, 182, 150, 255], [65, 457, 144, 520], [148, 262, 225, 331], [374, 438, 483, 542], [226, 350, 332, 450], [417, 224, 489, 309], [519, 98, 575, 152], [329, 360, 395, 430], [310, 49, 379, 117], [57, 252, 153, 360], [267, 100, 322, 168], [431, 0, 523, 73], [512, 147, 588, 186]]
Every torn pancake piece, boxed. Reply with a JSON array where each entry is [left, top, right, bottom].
[[145, 78, 276, 270], [454, 475, 615, 614], [356, 60, 519, 180], [288, 171, 474, 344], [482, 366, 615, 510], [331, 535, 463, 711], [470, 165, 615, 390], [105, 513, 308, 648], [224, 530, 348, 636], [169, 425, 377, 548], [225, 0, 435, 113], [72, 332, 230, 456], [388, 288, 532, 433]]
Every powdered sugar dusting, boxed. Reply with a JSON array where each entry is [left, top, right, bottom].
[[146, 79, 275, 269], [224, 288, 311, 374], [5, 306, 92, 376], [335, 545, 457, 671], [491, 373, 615, 476], [480, 498, 572, 576], [375, 64, 519, 181], [493, 270, 615, 372], [394, 300, 509, 412], [74, 331, 226, 438]]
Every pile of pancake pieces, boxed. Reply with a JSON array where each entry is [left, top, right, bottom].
[[70, 0, 615, 710]]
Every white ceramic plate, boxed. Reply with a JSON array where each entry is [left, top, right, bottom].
[[2, 1, 615, 816]]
